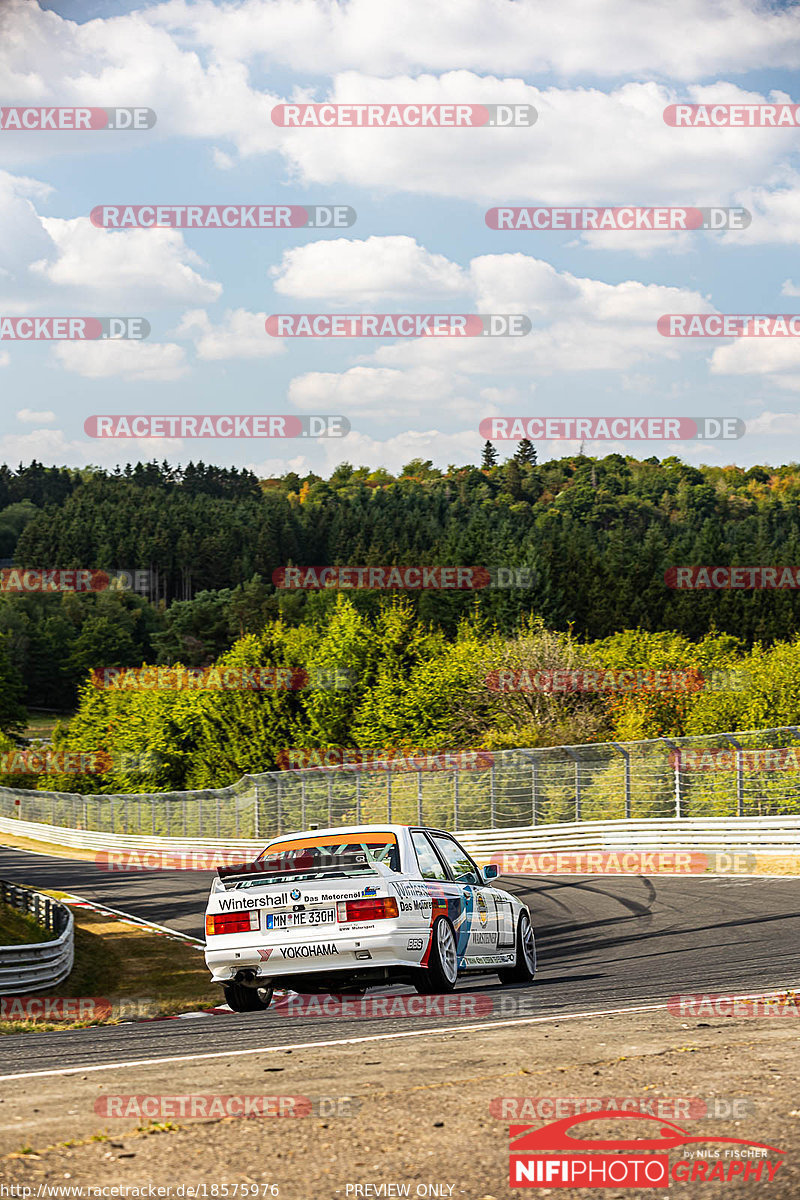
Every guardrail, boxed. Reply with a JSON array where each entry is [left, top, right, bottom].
[[0, 880, 74, 994], [1, 814, 797, 871]]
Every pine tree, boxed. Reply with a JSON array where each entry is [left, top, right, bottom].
[[481, 441, 498, 469], [514, 439, 537, 466]]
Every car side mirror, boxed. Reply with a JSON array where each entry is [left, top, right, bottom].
[[482, 863, 499, 881]]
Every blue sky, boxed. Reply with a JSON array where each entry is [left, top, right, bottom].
[[2, 0, 800, 476]]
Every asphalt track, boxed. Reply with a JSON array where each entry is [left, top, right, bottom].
[[1, 845, 800, 1079]]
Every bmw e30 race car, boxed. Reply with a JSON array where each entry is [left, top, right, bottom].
[[204, 823, 536, 1012]]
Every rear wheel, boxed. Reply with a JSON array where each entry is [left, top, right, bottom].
[[223, 981, 273, 1012], [413, 917, 459, 994], [498, 911, 536, 984]]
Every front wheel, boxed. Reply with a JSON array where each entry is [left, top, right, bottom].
[[223, 981, 273, 1012], [413, 917, 459, 994], [498, 911, 536, 984]]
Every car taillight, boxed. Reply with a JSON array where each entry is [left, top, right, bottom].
[[336, 897, 399, 923], [206, 910, 260, 936]]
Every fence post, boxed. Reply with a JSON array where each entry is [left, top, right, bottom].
[[215, 793, 221, 838], [301, 778, 307, 829], [387, 772, 392, 823], [253, 784, 260, 840], [355, 775, 362, 824], [453, 767, 460, 831], [490, 765, 496, 827], [564, 748, 581, 821], [723, 736, 744, 818], [659, 739, 681, 818], [327, 777, 333, 827], [417, 770, 423, 825], [612, 744, 631, 819], [531, 760, 537, 826]]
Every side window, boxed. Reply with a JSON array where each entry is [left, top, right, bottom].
[[429, 835, 482, 886], [411, 831, 448, 880]]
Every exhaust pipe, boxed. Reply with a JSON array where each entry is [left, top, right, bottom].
[[234, 968, 258, 984]]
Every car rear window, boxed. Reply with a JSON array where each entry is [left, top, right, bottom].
[[257, 832, 401, 875]]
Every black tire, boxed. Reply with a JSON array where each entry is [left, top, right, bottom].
[[413, 917, 459, 994], [223, 981, 273, 1012], [498, 910, 537, 984]]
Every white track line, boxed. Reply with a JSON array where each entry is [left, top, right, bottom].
[[1, 988, 796, 1081]]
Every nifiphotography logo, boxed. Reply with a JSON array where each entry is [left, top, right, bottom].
[[508, 1111, 785, 1188]]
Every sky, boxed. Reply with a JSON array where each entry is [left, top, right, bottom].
[[2, 0, 800, 476]]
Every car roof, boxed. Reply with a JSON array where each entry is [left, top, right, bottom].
[[263, 823, 449, 842]]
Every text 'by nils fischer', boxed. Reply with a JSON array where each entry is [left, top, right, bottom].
[[271, 103, 537, 127], [486, 207, 749, 230], [84, 415, 349, 438], [0, 107, 156, 130], [480, 417, 745, 440], [90, 205, 356, 228], [266, 315, 530, 337]]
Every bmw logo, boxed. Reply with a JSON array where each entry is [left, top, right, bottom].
[[290, 889, 301, 900]]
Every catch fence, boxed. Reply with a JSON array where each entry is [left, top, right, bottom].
[[2, 726, 800, 842]]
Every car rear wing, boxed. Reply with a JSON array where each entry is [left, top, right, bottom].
[[215, 851, 393, 888]]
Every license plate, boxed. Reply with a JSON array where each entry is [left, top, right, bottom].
[[265, 909, 335, 929]]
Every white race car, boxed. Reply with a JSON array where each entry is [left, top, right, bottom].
[[204, 823, 536, 1011]]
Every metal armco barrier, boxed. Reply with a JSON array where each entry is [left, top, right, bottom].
[[0, 814, 797, 870], [0, 880, 74, 994]]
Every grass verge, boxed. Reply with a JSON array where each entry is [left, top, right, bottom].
[[0, 899, 218, 1035]]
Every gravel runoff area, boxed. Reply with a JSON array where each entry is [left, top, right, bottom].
[[1, 1005, 799, 1199]]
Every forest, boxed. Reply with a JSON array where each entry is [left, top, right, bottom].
[[1, 449, 800, 793]]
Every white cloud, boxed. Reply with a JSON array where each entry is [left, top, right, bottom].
[[53, 340, 189, 381], [744, 411, 800, 436], [0, 352, 9, 369], [782, 279, 800, 297], [288, 365, 487, 419], [710, 338, 800, 389], [147, 0, 800, 81], [271, 236, 468, 303], [17, 408, 56, 424], [175, 308, 284, 360], [31, 218, 222, 307]]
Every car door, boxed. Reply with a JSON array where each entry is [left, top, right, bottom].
[[427, 831, 499, 961], [409, 829, 467, 960]]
